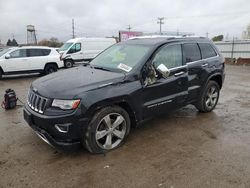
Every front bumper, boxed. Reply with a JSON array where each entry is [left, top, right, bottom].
[[23, 105, 89, 152]]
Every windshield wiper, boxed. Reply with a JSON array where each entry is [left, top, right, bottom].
[[92, 65, 111, 72]]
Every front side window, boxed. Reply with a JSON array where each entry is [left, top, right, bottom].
[[0, 48, 12, 57], [153, 44, 183, 69], [183, 43, 201, 63], [9, 49, 27, 58], [199, 43, 217, 59], [67, 43, 81, 54]]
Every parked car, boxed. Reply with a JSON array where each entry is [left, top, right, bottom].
[[0, 46, 64, 79], [59, 37, 116, 68], [24, 36, 225, 153]]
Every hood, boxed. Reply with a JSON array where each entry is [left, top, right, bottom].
[[32, 66, 125, 99]]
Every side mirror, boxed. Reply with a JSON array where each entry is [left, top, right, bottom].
[[5, 54, 10, 59], [156, 64, 170, 78]]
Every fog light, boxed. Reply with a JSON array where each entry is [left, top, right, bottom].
[[55, 123, 72, 133]]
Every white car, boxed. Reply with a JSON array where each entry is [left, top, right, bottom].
[[0, 46, 64, 79]]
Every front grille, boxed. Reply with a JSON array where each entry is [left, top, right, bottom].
[[27, 91, 48, 114]]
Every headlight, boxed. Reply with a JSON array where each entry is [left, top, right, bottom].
[[52, 99, 80, 110]]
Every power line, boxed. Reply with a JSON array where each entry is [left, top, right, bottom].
[[157, 17, 164, 35]]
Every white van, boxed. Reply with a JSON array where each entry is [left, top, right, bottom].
[[59, 37, 117, 68]]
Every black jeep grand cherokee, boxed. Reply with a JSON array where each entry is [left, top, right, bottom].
[[24, 36, 225, 153]]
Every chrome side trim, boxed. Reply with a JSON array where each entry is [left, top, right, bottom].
[[186, 55, 219, 65], [169, 65, 187, 71]]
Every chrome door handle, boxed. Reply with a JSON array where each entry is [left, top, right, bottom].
[[174, 71, 185, 76], [202, 63, 208, 67]]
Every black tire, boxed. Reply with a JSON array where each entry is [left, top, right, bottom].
[[195, 80, 220, 113], [64, 60, 74, 68], [83, 106, 131, 154], [0, 70, 2, 79], [44, 64, 58, 75]]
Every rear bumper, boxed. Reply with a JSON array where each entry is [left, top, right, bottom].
[[23, 105, 89, 152]]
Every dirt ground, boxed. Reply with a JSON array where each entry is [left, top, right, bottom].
[[0, 65, 250, 188]]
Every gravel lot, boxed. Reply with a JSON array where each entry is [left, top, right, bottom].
[[0, 65, 250, 188]]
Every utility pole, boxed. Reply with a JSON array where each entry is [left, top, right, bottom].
[[127, 24, 132, 32], [72, 19, 75, 39], [157, 17, 164, 35], [231, 37, 235, 61], [206, 32, 209, 38]]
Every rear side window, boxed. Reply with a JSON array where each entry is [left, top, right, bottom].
[[183, 43, 201, 63], [199, 43, 217, 59], [28, 49, 51, 57], [42, 49, 51, 56]]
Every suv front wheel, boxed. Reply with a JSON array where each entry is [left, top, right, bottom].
[[83, 106, 131, 154], [195, 80, 220, 113]]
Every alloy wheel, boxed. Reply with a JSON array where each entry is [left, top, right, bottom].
[[95, 113, 126, 150], [205, 86, 218, 109]]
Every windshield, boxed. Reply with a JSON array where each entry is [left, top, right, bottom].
[[0, 48, 12, 57], [59, 42, 73, 52], [90, 44, 150, 72]]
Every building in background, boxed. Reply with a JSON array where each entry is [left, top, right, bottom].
[[119, 31, 143, 42], [242, 23, 250, 39], [215, 40, 250, 59]]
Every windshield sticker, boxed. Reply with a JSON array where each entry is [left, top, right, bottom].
[[117, 63, 132, 72], [112, 52, 126, 62]]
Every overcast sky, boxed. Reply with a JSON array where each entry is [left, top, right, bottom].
[[0, 0, 250, 44]]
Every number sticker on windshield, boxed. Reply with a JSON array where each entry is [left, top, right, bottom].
[[117, 63, 132, 72]]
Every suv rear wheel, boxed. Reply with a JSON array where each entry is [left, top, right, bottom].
[[44, 64, 58, 75], [195, 80, 220, 112], [83, 106, 131, 154]]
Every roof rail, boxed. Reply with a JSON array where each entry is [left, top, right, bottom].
[[129, 35, 207, 40]]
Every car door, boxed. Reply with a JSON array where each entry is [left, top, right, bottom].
[[141, 43, 188, 119], [67, 43, 83, 61], [27, 48, 50, 70], [5, 49, 29, 72], [183, 43, 207, 102]]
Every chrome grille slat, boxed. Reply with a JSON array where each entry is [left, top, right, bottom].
[[27, 90, 48, 114]]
